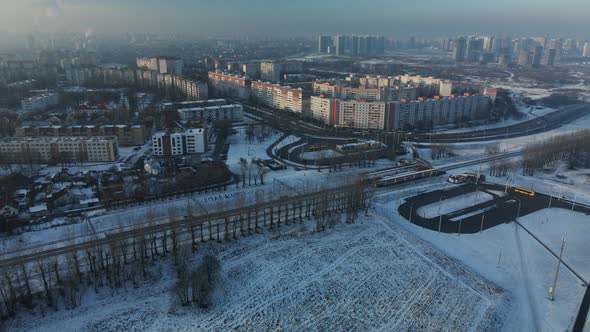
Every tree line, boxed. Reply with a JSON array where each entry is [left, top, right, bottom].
[[0, 177, 371, 320], [522, 130, 590, 175]]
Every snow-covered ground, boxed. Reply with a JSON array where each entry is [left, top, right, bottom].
[[6, 213, 509, 332], [271, 135, 301, 155], [417, 191, 493, 219], [300, 149, 343, 160], [374, 191, 590, 332], [225, 126, 281, 174]]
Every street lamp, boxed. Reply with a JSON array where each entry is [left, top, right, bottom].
[[480, 212, 485, 233], [515, 197, 522, 220], [438, 195, 445, 233]]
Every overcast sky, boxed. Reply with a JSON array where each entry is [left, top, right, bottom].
[[0, 0, 588, 38]]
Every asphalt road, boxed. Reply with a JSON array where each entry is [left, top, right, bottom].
[[399, 182, 590, 234]]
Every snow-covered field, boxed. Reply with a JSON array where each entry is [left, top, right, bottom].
[[300, 149, 343, 160], [417, 191, 494, 219], [271, 135, 301, 154], [7, 214, 509, 332], [225, 126, 281, 174], [374, 191, 590, 332]]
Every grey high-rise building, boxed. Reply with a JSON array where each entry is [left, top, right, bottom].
[[318, 35, 333, 54], [332, 34, 384, 56], [517, 50, 532, 66], [532, 46, 543, 67], [466, 37, 484, 62], [583, 42, 590, 58], [543, 48, 557, 66], [453, 37, 467, 62], [335, 35, 346, 56]]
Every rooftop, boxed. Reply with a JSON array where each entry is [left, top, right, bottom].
[[0, 136, 118, 143]]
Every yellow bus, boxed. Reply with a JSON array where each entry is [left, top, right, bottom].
[[514, 187, 536, 197]]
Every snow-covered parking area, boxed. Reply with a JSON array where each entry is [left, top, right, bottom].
[[417, 191, 494, 218], [7, 216, 508, 331]]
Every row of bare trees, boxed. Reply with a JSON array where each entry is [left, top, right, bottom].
[[431, 144, 455, 160], [522, 130, 590, 175], [0, 177, 372, 320], [238, 158, 265, 187]]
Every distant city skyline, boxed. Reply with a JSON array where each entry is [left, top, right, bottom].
[[0, 0, 588, 39]]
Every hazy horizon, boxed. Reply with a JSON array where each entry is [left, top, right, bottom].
[[0, 0, 588, 39]]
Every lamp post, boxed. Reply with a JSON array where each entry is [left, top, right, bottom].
[[480, 212, 485, 233]]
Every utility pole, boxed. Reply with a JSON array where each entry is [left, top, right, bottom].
[[548, 189, 553, 209], [549, 236, 566, 301], [497, 247, 502, 267], [438, 196, 443, 232], [458, 218, 462, 236], [480, 212, 485, 233], [572, 193, 577, 211]]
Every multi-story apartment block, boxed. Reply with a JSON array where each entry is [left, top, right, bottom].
[[87, 67, 207, 101], [260, 62, 282, 83], [260, 61, 303, 83], [310, 93, 491, 131], [21, 93, 59, 113], [208, 71, 252, 99], [312, 80, 418, 102], [15, 124, 147, 146], [391, 94, 491, 130], [136, 56, 183, 75], [152, 129, 207, 157], [242, 63, 261, 77], [330, 34, 385, 56], [0, 136, 119, 163], [251, 81, 305, 113], [161, 99, 243, 123]]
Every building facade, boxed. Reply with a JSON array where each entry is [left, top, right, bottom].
[[207, 71, 252, 99], [15, 124, 147, 146], [0, 136, 119, 163], [70, 67, 207, 101], [162, 99, 244, 122], [21, 93, 59, 113], [251, 81, 305, 113], [136, 56, 184, 75], [152, 129, 207, 157], [310, 93, 491, 131]]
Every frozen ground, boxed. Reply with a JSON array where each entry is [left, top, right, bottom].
[[416, 191, 494, 219], [7, 214, 509, 332], [300, 149, 343, 160], [225, 126, 281, 174], [374, 192, 590, 332], [271, 135, 301, 154]]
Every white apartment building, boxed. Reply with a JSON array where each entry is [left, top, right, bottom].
[[0, 136, 118, 163], [178, 104, 243, 122], [185, 129, 207, 154], [152, 129, 207, 157], [583, 42, 590, 58], [310, 94, 491, 130], [137, 56, 183, 75], [21, 93, 59, 113]]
